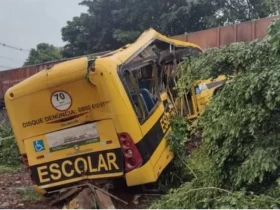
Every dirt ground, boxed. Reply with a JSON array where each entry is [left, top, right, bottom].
[[0, 110, 52, 208], [0, 169, 156, 209], [0, 169, 59, 209]]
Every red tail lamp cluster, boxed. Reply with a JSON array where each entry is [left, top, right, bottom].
[[21, 154, 36, 184], [118, 133, 143, 172]]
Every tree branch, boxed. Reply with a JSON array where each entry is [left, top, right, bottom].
[[177, 155, 198, 179], [184, 187, 233, 195]]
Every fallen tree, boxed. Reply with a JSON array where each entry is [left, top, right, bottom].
[[151, 17, 280, 208]]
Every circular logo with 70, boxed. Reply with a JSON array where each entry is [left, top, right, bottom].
[[51, 91, 72, 111]]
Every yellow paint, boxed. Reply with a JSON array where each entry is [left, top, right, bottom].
[[33, 171, 124, 194], [189, 75, 227, 119], [107, 153, 119, 170], [62, 160, 74, 177], [37, 166, 50, 183], [33, 185, 46, 195], [125, 161, 156, 186], [35, 152, 120, 186], [74, 157, 88, 174], [97, 154, 109, 171], [49, 163, 61, 181], [153, 143, 174, 179], [5, 28, 203, 194]]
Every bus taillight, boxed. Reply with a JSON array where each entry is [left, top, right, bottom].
[[118, 133, 143, 172]]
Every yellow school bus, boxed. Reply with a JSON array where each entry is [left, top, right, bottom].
[[5, 28, 203, 197], [176, 75, 227, 119]]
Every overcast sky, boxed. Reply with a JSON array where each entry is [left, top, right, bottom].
[[0, 0, 86, 71]]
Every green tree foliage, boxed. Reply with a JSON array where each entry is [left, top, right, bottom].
[[220, 0, 280, 24], [151, 18, 280, 208], [23, 43, 63, 66], [62, 0, 222, 57], [61, 0, 280, 58]]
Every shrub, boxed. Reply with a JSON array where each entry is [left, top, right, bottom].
[[0, 124, 21, 167], [151, 18, 280, 208]]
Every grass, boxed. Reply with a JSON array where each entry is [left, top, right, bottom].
[[0, 165, 24, 174], [20, 187, 42, 201], [0, 164, 42, 202]]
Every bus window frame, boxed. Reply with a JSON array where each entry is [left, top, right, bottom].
[[118, 41, 202, 124], [126, 71, 147, 121], [119, 60, 162, 125]]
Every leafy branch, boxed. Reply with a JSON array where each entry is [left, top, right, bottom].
[[151, 18, 280, 209]]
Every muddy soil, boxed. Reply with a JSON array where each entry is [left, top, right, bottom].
[[0, 169, 156, 209], [0, 170, 60, 209]]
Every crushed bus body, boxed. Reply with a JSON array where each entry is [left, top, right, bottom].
[[5, 28, 215, 208]]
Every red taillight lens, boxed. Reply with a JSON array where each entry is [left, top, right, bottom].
[[125, 149, 133, 156], [118, 133, 143, 172], [127, 158, 136, 166], [123, 140, 131, 147]]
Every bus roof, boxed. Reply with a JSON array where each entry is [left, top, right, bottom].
[[103, 28, 202, 64]]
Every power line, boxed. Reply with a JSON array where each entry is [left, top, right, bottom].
[[0, 42, 30, 52], [0, 55, 24, 63]]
